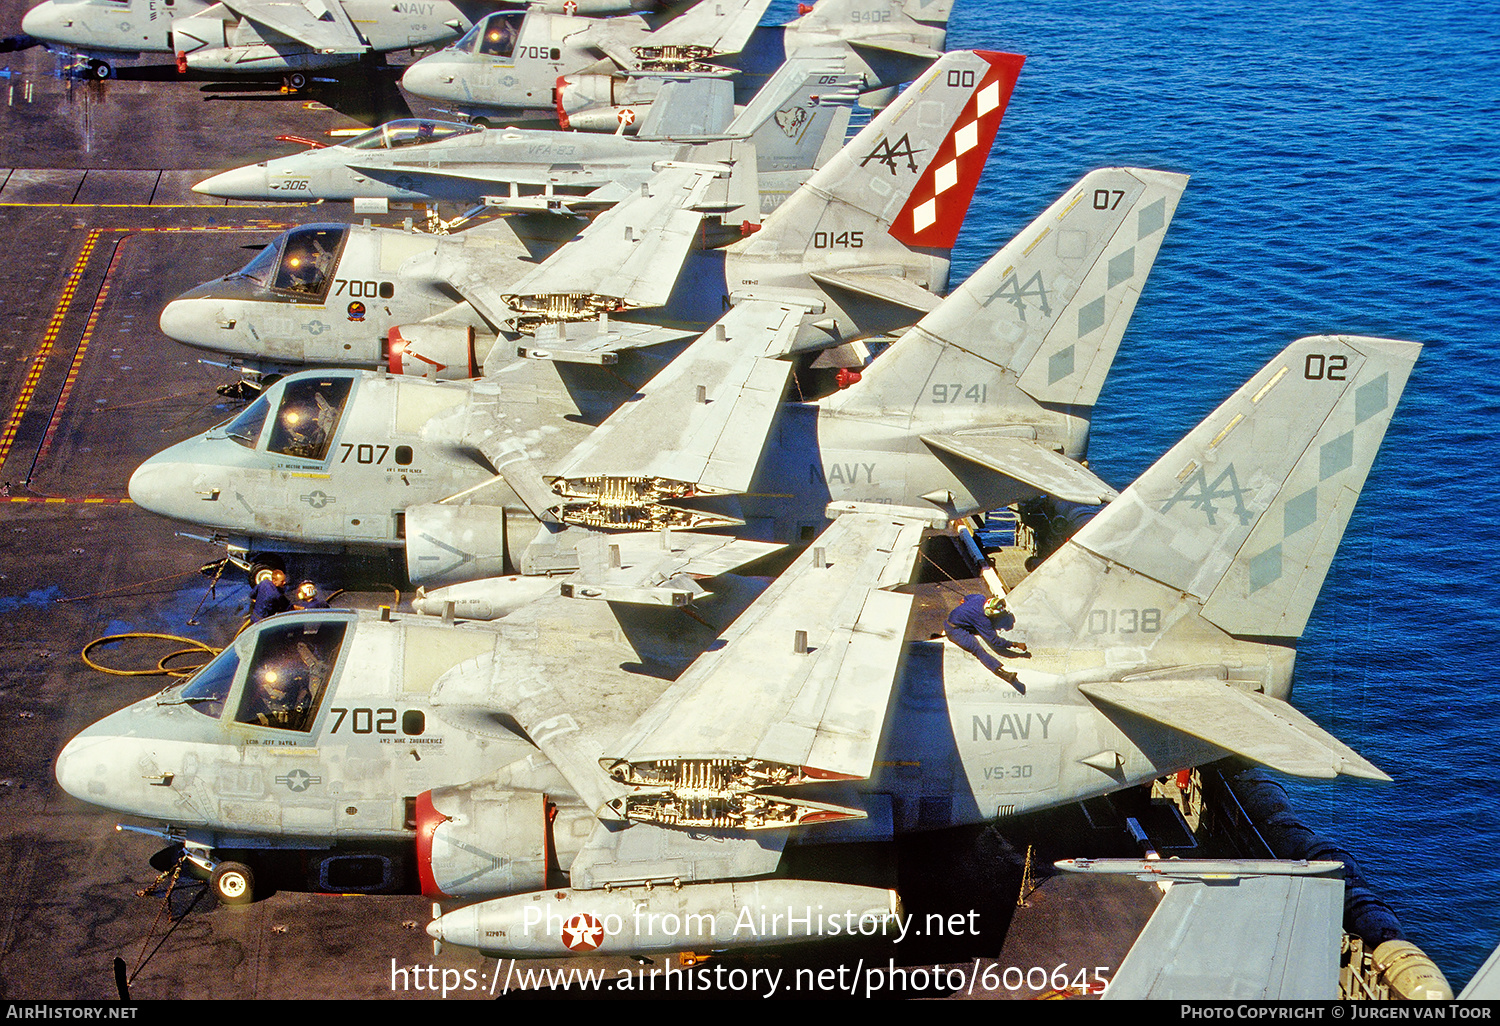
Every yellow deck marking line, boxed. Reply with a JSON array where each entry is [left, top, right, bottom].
[[0, 223, 293, 486], [0, 228, 101, 468]]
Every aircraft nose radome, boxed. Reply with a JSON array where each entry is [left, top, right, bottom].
[[55, 731, 113, 803], [20, 4, 58, 37], [194, 166, 264, 200], [400, 62, 455, 102], [427, 905, 478, 947], [128, 458, 183, 517], [159, 298, 212, 346]]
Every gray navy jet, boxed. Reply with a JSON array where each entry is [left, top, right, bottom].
[[129, 164, 1183, 587], [156, 50, 1023, 379], [60, 333, 1417, 954], [191, 52, 864, 218], [400, 0, 952, 125], [18, 0, 685, 83]]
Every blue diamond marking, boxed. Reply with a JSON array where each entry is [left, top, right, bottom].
[[1077, 296, 1105, 336], [1048, 345, 1076, 384], [1107, 248, 1135, 289], [1320, 432, 1353, 480], [1249, 544, 1283, 593], [1138, 197, 1165, 238], [1355, 372, 1389, 425], [1284, 487, 1317, 537]]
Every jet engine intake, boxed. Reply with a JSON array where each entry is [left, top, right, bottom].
[[387, 325, 483, 380], [415, 789, 551, 899]]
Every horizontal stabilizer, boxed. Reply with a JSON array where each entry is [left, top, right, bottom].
[[1079, 679, 1390, 781], [847, 36, 942, 61], [920, 433, 1119, 505], [810, 269, 942, 314], [1057, 859, 1344, 1000]]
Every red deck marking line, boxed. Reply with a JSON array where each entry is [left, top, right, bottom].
[[0, 229, 102, 467], [4, 495, 132, 503]]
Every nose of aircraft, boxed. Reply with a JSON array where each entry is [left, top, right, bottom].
[[54, 726, 121, 806], [194, 165, 269, 200], [128, 445, 221, 523], [20, 3, 62, 40], [127, 455, 179, 517], [159, 292, 227, 350], [400, 58, 461, 104]]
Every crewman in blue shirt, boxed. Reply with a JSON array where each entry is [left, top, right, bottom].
[[249, 566, 291, 623], [946, 593, 1027, 691]]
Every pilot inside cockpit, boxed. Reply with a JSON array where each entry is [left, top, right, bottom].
[[266, 377, 351, 461], [236, 621, 344, 732], [271, 226, 346, 297]]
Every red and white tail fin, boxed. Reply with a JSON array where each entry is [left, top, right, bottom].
[[738, 50, 1023, 288], [890, 52, 1022, 249]]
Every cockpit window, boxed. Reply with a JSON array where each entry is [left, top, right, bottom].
[[474, 13, 522, 56], [266, 376, 352, 462], [231, 242, 281, 288], [176, 646, 242, 719], [270, 225, 346, 300], [224, 395, 271, 449], [235, 619, 345, 732], [346, 120, 480, 150]]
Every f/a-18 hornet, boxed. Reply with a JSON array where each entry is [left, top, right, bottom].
[[130, 164, 1184, 590], [192, 52, 865, 218], [61, 333, 1417, 960]]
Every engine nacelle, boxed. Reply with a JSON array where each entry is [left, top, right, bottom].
[[554, 73, 658, 130], [172, 9, 230, 54], [415, 789, 550, 899], [388, 325, 486, 380], [405, 502, 516, 587]]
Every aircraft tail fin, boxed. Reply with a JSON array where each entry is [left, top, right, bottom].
[[1028, 335, 1421, 640], [742, 49, 1023, 268], [722, 53, 861, 172], [791, 0, 956, 34], [824, 167, 1186, 440]]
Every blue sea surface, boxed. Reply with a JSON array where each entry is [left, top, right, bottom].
[[816, 0, 1496, 988]]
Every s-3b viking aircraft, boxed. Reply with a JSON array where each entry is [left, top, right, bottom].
[[400, 0, 951, 126], [156, 49, 1022, 379], [17, 0, 679, 84], [129, 165, 1185, 588], [60, 334, 1417, 956]]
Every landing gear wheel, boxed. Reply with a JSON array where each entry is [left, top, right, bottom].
[[210, 861, 254, 905], [87, 58, 111, 80], [284, 71, 307, 91]]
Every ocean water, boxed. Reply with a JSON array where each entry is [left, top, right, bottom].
[[778, 0, 1499, 987]]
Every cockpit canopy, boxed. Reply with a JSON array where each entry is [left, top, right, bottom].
[[169, 618, 348, 734], [229, 224, 348, 302], [452, 12, 524, 57], [220, 374, 354, 462], [343, 119, 481, 150]]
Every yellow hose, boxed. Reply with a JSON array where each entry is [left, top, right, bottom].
[[81, 633, 220, 678]]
